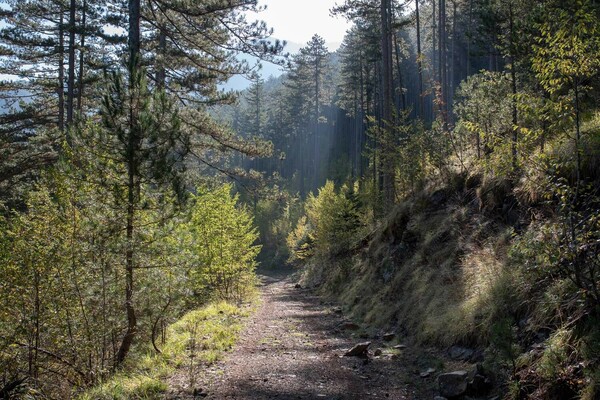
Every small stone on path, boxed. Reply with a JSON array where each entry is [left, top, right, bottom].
[[344, 341, 371, 357]]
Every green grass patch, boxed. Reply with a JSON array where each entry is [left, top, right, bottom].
[[80, 301, 251, 400]]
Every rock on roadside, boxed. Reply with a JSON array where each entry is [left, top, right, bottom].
[[438, 371, 468, 398], [344, 342, 371, 357]]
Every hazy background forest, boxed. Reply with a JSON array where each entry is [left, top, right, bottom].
[[1, 0, 600, 398]]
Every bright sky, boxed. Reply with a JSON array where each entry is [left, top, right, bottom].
[[251, 0, 351, 50], [0, 0, 352, 85]]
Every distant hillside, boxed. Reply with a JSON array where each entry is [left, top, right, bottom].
[[0, 88, 31, 114], [222, 39, 341, 91]]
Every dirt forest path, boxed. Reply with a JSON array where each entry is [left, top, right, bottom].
[[194, 273, 441, 400]]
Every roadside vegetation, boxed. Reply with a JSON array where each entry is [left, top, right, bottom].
[[278, 112, 600, 399], [80, 302, 252, 400]]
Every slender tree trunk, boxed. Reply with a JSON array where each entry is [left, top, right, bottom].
[[466, 0, 473, 78], [314, 55, 320, 185], [157, 27, 167, 90], [100, 255, 107, 371], [475, 103, 481, 159], [381, 0, 395, 206], [393, 33, 406, 112], [415, 0, 424, 118], [352, 88, 358, 179], [115, 0, 141, 367], [115, 156, 138, 367], [574, 79, 581, 195], [70, 206, 93, 358], [55, 269, 77, 363], [374, 61, 381, 193], [432, 0, 437, 81], [438, 0, 443, 87], [67, 0, 76, 128], [359, 54, 366, 179], [432, 0, 436, 122], [366, 62, 374, 185], [256, 82, 261, 136], [450, 0, 457, 121], [509, 1, 518, 171], [438, 0, 447, 127], [151, 295, 171, 354], [58, 12, 65, 132], [31, 270, 40, 383], [77, 0, 86, 113]]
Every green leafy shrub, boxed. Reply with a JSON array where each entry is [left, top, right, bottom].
[[179, 184, 260, 303], [288, 181, 362, 261], [253, 193, 303, 268], [286, 215, 314, 262]]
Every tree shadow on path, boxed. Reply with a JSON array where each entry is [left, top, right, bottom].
[[197, 272, 440, 400]]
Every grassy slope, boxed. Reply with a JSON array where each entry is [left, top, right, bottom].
[[302, 173, 518, 346], [299, 124, 600, 398], [80, 301, 253, 400]]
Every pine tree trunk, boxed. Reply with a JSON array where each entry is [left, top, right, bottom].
[[415, 0, 424, 118], [314, 55, 320, 186], [115, 156, 138, 367], [67, 0, 76, 128], [359, 54, 366, 179], [574, 79, 581, 196], [509, 1, 518, 171], [157, 27, 167, 90], [31, 270, 41, 383], [450, 0, 456, 122], [393, 33, 406, 113], [466, 0, 473, 78], [58, 12, 65, 132], [438, 0, 443, 93], [77, 0, 86, 112], [432, 0, 436, 81], [116, 0, 141, 367], [438, 0, 447, 127], [128, 0, 141, 71], [256, 84, 260, 136], [381, 0, 395, 206], [431, 0, 437, 122]]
